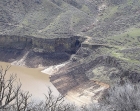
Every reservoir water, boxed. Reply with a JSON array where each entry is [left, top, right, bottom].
[[0, 62, 59, 101]]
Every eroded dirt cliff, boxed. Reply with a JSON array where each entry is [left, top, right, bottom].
[[0, 35, 84, 67]]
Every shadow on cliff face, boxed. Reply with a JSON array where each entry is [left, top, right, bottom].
[[0, 35, 83, 67], [25, 51, 71, 67], [0, 48, 73, 68], [0, 48, 25, 62]]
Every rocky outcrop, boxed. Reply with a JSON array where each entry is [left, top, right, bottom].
[[0, 35, 32, 49], [32, 36, 84, 53], [0, 35, 84, 53], [0, 34, 84, 67]]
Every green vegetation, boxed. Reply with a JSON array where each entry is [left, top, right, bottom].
[[99, 5, 118, 21]]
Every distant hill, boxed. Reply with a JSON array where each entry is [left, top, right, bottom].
[[1, 0, 140, 39], [0, 0, 99, 38]]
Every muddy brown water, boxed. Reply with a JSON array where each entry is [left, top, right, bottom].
[[0, 62, 59, 101]]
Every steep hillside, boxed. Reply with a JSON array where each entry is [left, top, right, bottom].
[[1, 0, 140, 38], [0, 0, 98, 38], [1, 0, 140, 104]]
